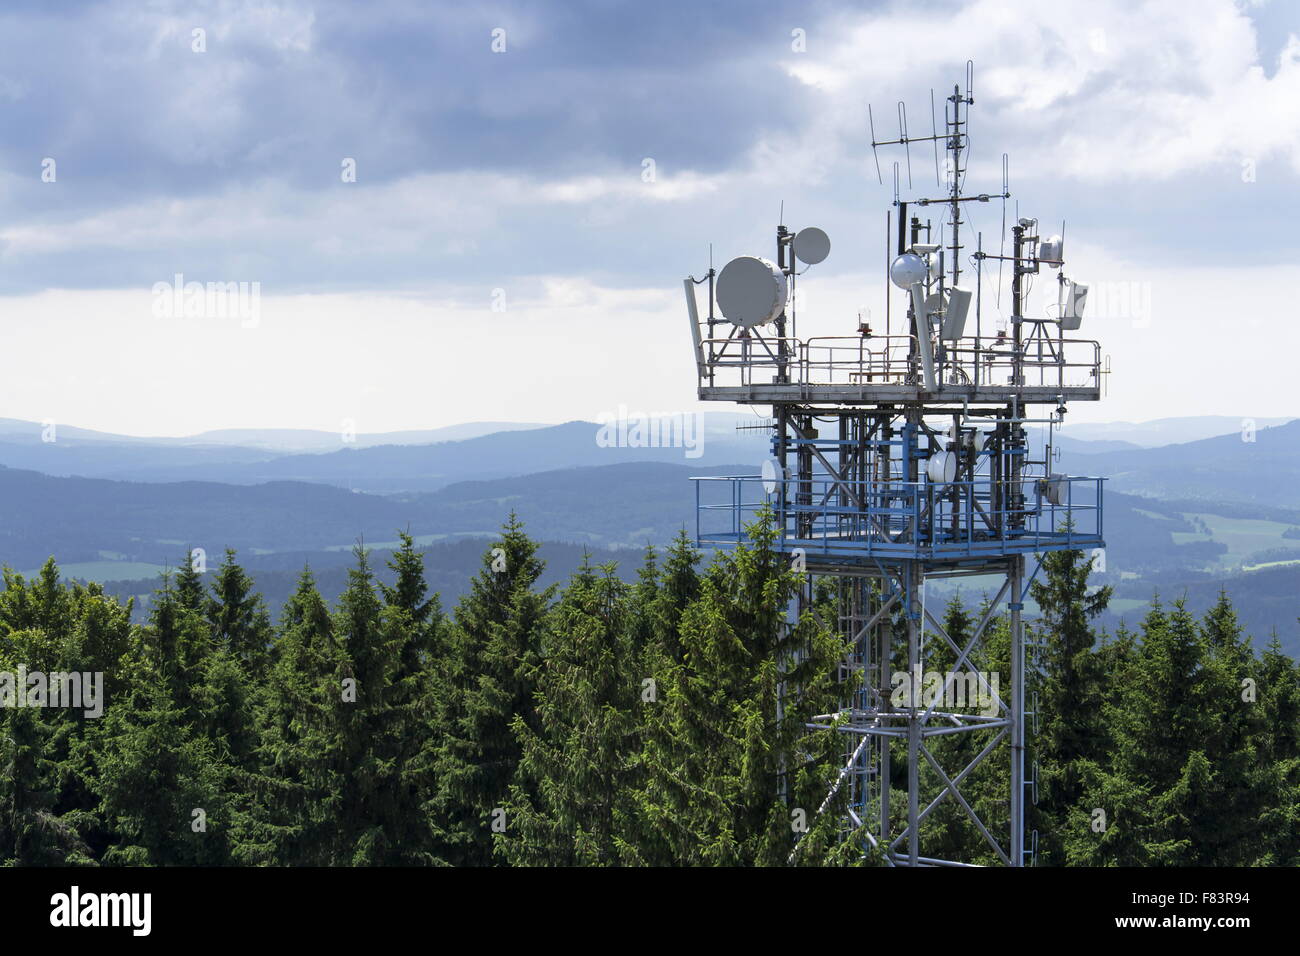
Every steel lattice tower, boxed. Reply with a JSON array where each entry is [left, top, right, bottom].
[[683, 67, 1106, 866]]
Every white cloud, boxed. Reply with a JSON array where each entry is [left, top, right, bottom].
[[779, 0, 1300, 181]]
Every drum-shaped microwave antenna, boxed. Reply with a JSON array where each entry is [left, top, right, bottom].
[[1039, 235, 1063, 268], [793, 227, 831, 265], [890, 252, 928, 289], [1043, 474, 1069, 506], [926, 450, 957, 484], [717, 256, 788, 328]]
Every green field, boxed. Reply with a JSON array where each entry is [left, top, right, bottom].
[[22, 561, 168, 583], [1107, 597, 1154, 619], [1242, 557, 1300, 572], [1173, 513, 1297, 569]]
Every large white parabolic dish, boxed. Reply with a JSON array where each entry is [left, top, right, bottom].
[[716, 256, 788, 329]]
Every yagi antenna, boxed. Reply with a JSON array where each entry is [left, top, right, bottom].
[[996, 152, 1009, 308], [868, 103, 883, 184], [897, 101, 913, 189], [892, 162, 901, 207], [930, 89, 941, 188]]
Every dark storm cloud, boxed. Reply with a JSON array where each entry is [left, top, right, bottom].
[[0, 0, 831, 198], [0, 0, 861, 292]]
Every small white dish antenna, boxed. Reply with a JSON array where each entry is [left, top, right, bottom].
[[717, 256, 788, 328], [890, 252, 927, 289], [761, 457, 785, 495], [792, 227, 831, 265]]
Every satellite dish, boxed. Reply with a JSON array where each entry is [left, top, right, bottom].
[[890, 252, 927, 289], [926, 450, 957, 484], [761, 458, 785, 495], [793, 227, 831, 265], [717, 256, 788, 329]]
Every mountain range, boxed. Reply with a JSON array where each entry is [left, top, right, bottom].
[[0, 414, 1295, 655]]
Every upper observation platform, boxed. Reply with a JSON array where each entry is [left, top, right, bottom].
[[687, 328, 1103, 408], [683, 69, 1106, 413]]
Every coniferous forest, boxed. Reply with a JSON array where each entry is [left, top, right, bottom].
[[1, 511, 1297, 867]]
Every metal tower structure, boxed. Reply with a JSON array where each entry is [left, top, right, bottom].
[[683, 65, 1106, 866]]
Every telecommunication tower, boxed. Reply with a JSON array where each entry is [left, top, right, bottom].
[[683, 64, 1106, 866]]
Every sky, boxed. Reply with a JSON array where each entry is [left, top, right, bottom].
[[0, 0, 1298, 436]]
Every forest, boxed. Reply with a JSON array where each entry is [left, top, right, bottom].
[[1, 511, 1296, 867]]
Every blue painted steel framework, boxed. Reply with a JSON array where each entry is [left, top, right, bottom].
[[683, 72, 1107, 866]]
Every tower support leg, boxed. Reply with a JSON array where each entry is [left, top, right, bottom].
[[906, 562, 921, 866], [1010, 554, 1025, 867]]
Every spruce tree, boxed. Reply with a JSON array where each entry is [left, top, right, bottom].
[[332, 545, 406, 865], [634, 508, 845, 865], [206, 549, 272, 671], [378, 532, 444, 864], [499, 561, 639, 865], [432, 514, 551, 866], [1028, 547, 1110, 866], [247, 567, 343, 864], [1255, 632, 1300, 865]]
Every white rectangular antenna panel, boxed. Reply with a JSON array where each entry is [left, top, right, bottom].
[[1060, 280, 1088, 331], [941, 287, 972, 340]]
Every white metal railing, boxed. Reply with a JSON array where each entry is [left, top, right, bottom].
[[696, 332, 1102, 391]]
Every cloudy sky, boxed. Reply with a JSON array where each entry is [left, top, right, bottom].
[[0, 0, 1297, 436]]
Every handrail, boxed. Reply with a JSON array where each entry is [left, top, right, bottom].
[[695, 330, 1103, 392], [692, 473, 1105, 560]]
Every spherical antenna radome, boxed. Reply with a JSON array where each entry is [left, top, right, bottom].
[[793, 227, 831, 265], [890, 252, 928, 289], [716, 256, 788, 328]]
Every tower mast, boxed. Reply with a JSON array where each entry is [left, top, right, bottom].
[[683, 65, 1106, 866]]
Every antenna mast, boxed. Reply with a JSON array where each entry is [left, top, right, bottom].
[[683, 61, 1106, 868]]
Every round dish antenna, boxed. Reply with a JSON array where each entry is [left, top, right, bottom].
[[792, 227, 831, 265], [761, 457, 785, 495], [717, 256, 788, 328]]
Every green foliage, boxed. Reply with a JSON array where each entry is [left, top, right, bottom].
[[0, 522, 1296, 867], [498, 561, 639, 865], [431, 514, 551, 866], [630, 509, 849, 866]]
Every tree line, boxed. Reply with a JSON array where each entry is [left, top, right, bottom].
[[0, 513, 1296, 866]]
